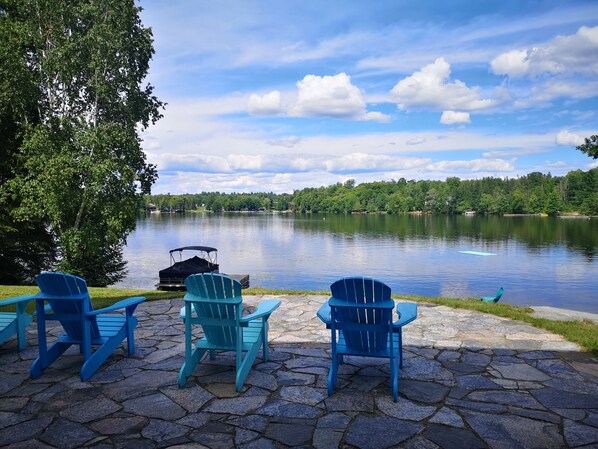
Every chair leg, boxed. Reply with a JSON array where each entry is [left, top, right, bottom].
[[126, 319, 136, 355], [178, 346, 208, 387], [16, 303, 32, 350], [327, 353, 340, 396], [398, 328, 403, 368], [236, 340, 262, 391], [261, 321, 269, 362], [391, 353, 399, 402], [30, 342, 71, 378]]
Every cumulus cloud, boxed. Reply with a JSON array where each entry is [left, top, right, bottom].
[[290, 73, 390, 121], [362, 111, 391, 122], [292, 74, 362, 117], [390, 58, 494, 111], [247, 73, 390, 122], [555, 129, 584, 146], [247, 91, 284, 115], [491, 25, 598, 78], [490, 50, 530, 78], [440, 111, 471, 125]]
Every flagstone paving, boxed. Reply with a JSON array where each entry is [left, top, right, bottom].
[[1, 295, 597, 448]]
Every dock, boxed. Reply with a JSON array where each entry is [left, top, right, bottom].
[[228, 273, 250, 289], [156, 273, 250, 290]]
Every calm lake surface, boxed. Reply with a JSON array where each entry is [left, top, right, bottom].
[[114, 213, 598, 313]]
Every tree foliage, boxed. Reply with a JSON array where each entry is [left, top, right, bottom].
[[577, 135, 598, 159], [0, 0, 163, 285]]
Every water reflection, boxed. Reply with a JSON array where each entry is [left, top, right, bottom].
[[115, 213, 597, 313], [292, 214, 597, 258]]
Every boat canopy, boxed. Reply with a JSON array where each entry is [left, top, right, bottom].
[[169, 246, 217, 254], [169, 246, 218, 265]]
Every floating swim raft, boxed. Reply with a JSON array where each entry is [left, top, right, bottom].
[[459, 251, 497, 256]]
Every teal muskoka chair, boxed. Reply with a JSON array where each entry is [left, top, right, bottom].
[[31, 272, 145, 381], [0, 294, 35, 350], [317, 277, 418, 402], [178, 273, 281, 391], [481, 287, 504, 303]]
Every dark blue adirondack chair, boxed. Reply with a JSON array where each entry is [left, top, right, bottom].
[[318, 277, 418, 402], [0, 294, 35, 350], [178, 273, 281, 391], [481, 287, 503, 303], [31, 272, 145, 381]]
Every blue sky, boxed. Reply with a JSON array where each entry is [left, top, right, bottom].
[[139, 0, 598, 194]]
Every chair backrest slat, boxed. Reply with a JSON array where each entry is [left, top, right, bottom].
[[330, 277, 393, 353], [35, 272, 100, 340], [185, 273, 243, 347]]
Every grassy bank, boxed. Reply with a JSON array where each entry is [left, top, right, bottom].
[[1, 285, 596, 356], [399, 294, 598, 357]]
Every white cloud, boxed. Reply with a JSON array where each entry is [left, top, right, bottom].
[[426, 158, 514, 172], [390, 58, 494, 111], [362, 111, 391, 122], [490, 49, 530, 78], [491, 25, 598, 78], [509, 78, 598, 109], [247, 91, 284, 116], [555, 129, 584, 146], [323, 153, 430, 172], [440, 111, 471, 125], [483, 148, 547, 158], [406, 137, 426, 145], [289, 73, 390, 121], [545, 161, 568, 168], [247, 73, 390, 122], [267, 136, 303, 148]]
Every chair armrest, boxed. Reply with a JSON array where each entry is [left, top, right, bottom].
[[179, 304, 197, 319], [329, 297, 395, 309], [240, 299, 281, 322], [87, 296, 145, 316], [184, 293, 243, 305], [394, 302, 418, 328], [316, 301, 332, 324], [0, 294, 36, 307], [34, 304, 53, 316], [318, 298, 395, 325]]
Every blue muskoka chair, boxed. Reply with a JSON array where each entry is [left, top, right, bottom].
[[0, 294, 35, 350], [31, 272, 145, 381], [481, 287, 503, 303], [317, 277, 418, 402], [178, 273, 281, 391]]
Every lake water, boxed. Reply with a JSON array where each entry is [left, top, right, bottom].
[[114, 213, 598, 313]]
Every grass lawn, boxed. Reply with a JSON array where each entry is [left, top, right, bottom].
[[1, 285, 596, 356]]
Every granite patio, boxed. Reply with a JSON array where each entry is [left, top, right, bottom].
[[1, 295, 597, 448]]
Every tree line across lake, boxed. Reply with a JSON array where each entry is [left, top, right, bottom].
[[144, 168, 598, 216]]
